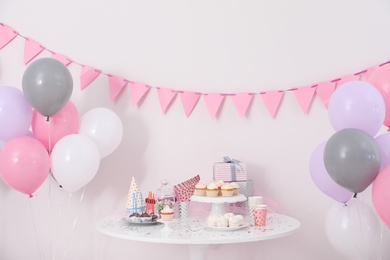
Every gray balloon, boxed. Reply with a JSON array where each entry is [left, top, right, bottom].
[[22, 58, 73, 117], [324, 128, 381, 193]]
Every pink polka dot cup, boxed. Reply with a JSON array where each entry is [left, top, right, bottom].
[[253, 205, 267, 226]]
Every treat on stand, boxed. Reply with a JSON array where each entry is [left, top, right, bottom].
[[156, 199, 175, 218], [206, 182, 219, 197], [160, 205, 174, 221], [230, 182, 240, 195], [214, 180, 225, 195], [194, 181, 207, 196], [221, 183, 235, 197]]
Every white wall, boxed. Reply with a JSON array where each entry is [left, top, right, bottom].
[[1, 1, 390, 259]]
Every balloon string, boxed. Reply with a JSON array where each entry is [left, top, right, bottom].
[[48, 176, 53, 260], [63, 186, 86, 259], [52, 188, 70, 260], [29, 199, 43, 260], [47, 117, 52, 155]]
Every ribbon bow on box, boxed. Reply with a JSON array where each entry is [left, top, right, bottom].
[[223, 156, 243, 171]]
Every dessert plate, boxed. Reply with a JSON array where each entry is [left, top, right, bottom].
[[121, 217, 159, 225], [203, 222, 249, 231]]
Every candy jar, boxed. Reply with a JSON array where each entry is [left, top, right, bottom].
[[155, 179, 175, 217]]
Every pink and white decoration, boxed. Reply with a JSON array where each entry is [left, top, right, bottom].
[[1, 22, 389, 119]]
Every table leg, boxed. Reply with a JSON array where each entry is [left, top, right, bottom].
[[188, 244, 208, 260]]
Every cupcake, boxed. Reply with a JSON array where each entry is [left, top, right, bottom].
[[160, 205, 174, 221], [206, 182, 219, 197], [221, 183, 235, 197], [194, 181, 207, 196], [230, 182, 240, 195], [214, 180, 225, 195]]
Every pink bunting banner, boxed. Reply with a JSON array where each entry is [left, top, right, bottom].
[[315, 81, 336, 108], [0, 22, 389, 120], [157, 87, 177, 113], [108, 74, 127, 101], [130, 82, 150, 107], [51, 53, 72, 66], [261, 90, 284, 118], [80, 65, 101, 90], [204, 93, 225, 118], [24, 38, 45, 64], [179, 90, 201, 117], [0, 23, 18, 50], [232, 93, 254, 117], [293, 86, 316, 114]]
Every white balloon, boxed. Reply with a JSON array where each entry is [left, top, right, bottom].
[[78, 107, 123, 159], [51, 134, 100, 193], [325, 198, 381, 260]]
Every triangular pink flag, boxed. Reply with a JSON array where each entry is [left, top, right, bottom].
[[316, 81, 336, 108], [108, 74, 127, 101], [293, 86, 316, 114], [130, 82, 150, 107], [334, 73, 360, 87], [232, 93, 254, 117], [362, 65, 379, 81], [24, 38, 45, 64], [0, 23, 18, 50], [179, 90, 201, 117], [156, 87, 177, 113], [203, 93, 225, 118], [51, 53, 72, 66], [80, 65, 101, 90], [261, 90, 284, 118]]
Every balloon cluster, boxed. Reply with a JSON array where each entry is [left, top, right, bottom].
[[309, 66, 390, 258], [0, 58, 123, 197]]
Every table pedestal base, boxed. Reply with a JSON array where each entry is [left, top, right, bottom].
[[209, 203, 226, 217], [189, 244, 208, 260]]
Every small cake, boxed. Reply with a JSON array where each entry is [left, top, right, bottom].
[[207, 214, 222, 227], [228, 215, 244, 227], [221, 183, 234, 197], [194, 181, 207, 196], [216, 216, 229, 227], [230, 182, 240, 195], [214, 180, 225, 195], [160, 205, 174, 221], [206, 182, 219, 197]]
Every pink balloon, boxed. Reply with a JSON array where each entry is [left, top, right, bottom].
[[309, 142, 353, 203], [32, 101, 79, 152], [372, 167, 390, 228], [368, 64, 390, 128], [0, 136, 50, 197]]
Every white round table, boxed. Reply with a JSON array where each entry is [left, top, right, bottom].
[[96, 212, 300, 260]]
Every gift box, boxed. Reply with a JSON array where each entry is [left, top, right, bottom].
[[233, 180, 254, 197], [213, 156, 247, 181]]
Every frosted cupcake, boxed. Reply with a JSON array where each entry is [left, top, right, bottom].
[[206, 182, 219, 197], [214, 180, 225, 195], [194, 181, 207, 196], [230, 182, 240, 195], [221, 183, 235, 197], [160, 205, 174, 221]]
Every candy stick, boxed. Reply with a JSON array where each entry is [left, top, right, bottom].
[[152, 193, 155, 214]]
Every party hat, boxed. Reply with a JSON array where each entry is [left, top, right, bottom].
[[126, 177, 145, 213]]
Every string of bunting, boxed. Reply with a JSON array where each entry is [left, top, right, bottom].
[[1, 22, 389, 118]]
